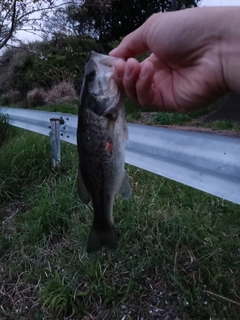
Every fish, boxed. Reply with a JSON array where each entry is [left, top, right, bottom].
[[77, 51, 132, 253]]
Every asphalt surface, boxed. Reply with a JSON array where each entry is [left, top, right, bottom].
[[204, 93, 240, 122]]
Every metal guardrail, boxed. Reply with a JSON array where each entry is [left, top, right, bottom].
[[0, 107, 77, 145], [0, 106, 239, 205]]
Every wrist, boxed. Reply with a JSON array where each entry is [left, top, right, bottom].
[[219, 7, 240, 93]]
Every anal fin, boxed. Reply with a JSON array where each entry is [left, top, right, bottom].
[[118, 171, 132, 199], [77, 168, 91, 204]]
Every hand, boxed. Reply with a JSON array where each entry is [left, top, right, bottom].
[[110, 7, 240, 112]]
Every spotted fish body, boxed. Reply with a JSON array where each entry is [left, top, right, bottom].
[[77, 51, 132, 253]]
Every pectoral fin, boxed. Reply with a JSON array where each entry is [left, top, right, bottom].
[[118, 171, 132, 199], [77, 168, 91, 204]]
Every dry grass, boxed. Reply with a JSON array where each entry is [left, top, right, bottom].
[[45, 81, 77, 105], [26, 81, 78, 108], [27, 88, 46, 107]]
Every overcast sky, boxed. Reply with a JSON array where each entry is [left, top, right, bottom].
[[16, 0, 240, 42], [201, 0, 240, 5]]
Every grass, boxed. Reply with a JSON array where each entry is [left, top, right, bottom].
[[205, 120, 240, 131], [155, 112, 191, 125], [0, 100, 79, 115], [0, 122, 240, 319], [36, 100, 79, 115], [4, 96, 240, 132], [125, 101, 217, 126], [125, 101, 240, 134], [0, 114, 13, 146]]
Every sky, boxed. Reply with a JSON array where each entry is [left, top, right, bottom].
[[201, 0, 240, 5], [14, 0, 240, 43]]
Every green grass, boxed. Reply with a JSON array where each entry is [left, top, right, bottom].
[[206, 120, 240, 131], [0, 126, 240, 320], [0, 114, 13, 146], [5, 98, 240, 133], [36, 100, 79, 114], [125, 100, 215, 126], [126, 100, 240, 134], [155, 112, 191, 125], [0, 100, 79, 115]]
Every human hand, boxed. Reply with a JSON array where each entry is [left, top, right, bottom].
[[110, 7, 240, 112]]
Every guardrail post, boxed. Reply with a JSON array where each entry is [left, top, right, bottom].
[[49, 118, 61, 169]]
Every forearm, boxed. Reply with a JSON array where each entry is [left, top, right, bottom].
[[218, 7, 240, 93]]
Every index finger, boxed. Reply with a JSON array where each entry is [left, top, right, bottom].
[[109, 21, 150, 58]]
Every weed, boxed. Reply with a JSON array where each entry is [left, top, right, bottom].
[[39, 272, 88, 317], [125, 99, 141, 122], [0, 131, 52, 202], [0, 128, 239, 319], [0, 94, 11, 105], [0, 114, 11, 145], [156, 112, 191, 125], [37, 100, 79, 114], [210, 120, 234, 130], [125, 101, 215, 126], [27, 88, 46, 107], [45, 81, 77, 105]]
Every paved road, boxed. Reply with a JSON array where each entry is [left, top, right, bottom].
[[204, 93, 240, 122]]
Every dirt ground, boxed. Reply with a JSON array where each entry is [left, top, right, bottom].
[[204, 93, 240, 122]]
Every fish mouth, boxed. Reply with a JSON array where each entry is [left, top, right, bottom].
[[79, 51, 125, 118], [87, 52, 123, 110], [83, 51, 125, 87], [90, 50, 125, 66], [88, 51, 126, 81]]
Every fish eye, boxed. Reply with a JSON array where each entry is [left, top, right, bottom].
[[87, 70, 96, 79]]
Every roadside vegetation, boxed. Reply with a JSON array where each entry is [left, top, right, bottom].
[[1, 118, 240, 320], [0, 114, 12, 146], [124, 101, 240, 133], [1, 0, 239, 319]]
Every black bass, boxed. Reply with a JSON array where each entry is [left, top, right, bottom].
[[77, 51, 132, 253]]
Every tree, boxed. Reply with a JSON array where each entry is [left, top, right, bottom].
[[110, 0, 200, 40], [47, 0, 201, 44], [0, 0, 68, 50]]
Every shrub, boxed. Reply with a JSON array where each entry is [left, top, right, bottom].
[[156, 112, 191, 125], [45, 81, 77, 104], [0, 94, 11, 105], [0, 46, 29, 94], [27, 88, 46, 107], [13, 35, 100, 95], [0, 114, 10, 145], [0, 90, 21, 105]]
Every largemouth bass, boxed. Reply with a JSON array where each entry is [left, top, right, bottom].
[[77, 51, 132, 253]]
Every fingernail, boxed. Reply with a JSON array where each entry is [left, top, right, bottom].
[[125, 64, 133, 78], [139, 62, 149, 79], [113, 66, 121, 80], [139, 68, 147, 79]]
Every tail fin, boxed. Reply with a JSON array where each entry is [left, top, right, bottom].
[[87, 226, 118, 253]]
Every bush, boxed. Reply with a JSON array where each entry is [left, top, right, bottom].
[[0, 114, 10, 146], [0, 47, 29, 94], [27, 88, 46, 107], [0, 90, 21, 105], [13, 35, 100, 96], [0, 94, 11, 106], [45, 81, 77, 104], [156, 112, 191, 125]]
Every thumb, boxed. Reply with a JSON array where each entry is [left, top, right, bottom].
[[109, 22, 150, 58]]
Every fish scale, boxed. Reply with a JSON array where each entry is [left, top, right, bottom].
[[77, 51, 132, 253]]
